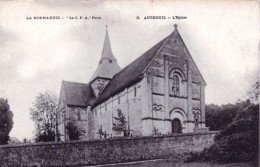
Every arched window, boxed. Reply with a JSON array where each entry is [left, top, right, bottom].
[[169, 69, 185, 97], [172, 75, 180, 96], [76, 109, 81, 120]]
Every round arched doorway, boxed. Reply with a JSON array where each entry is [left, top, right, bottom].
[[172, 118, 182, 134]]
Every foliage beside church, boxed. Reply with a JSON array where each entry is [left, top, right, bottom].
[[186, 101, 258, 163], [30, 92, 58, 142]]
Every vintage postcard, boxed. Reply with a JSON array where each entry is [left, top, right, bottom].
[[0, 1, 258, 167]]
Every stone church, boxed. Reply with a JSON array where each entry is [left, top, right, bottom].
[[56, 24, 207, 141]]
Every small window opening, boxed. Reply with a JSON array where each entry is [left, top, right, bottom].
[[109, 59, 112, 63], [172, 75, 180, 96], [134, 87, 137, 97], [77, 110, 81, 120]]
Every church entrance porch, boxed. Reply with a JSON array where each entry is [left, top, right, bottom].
[[172, 118, 182, 134]]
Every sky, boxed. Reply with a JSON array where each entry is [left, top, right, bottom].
[[0, 0, 258, 141]]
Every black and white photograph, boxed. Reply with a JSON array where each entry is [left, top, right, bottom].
[[0, 0, 258, 167]]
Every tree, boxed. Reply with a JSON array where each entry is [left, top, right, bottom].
[[187, 103, 259, 163], [66, 122, 85, 140], [112, 109, 127, 132], [206, 103, 239, 131], [205, 100, 251, 131], [187, 83, 259, 163], [247, 81, 259, 103], [0, 98, 13, 145], [30, 91, 58, 142]]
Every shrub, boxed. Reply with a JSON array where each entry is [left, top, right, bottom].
[[186, 104, 259, 163]]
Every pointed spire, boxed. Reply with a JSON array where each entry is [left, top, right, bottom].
[[174, 24, 178, 29], [101, 25, 116, 60], [89, 26, 121, 82]]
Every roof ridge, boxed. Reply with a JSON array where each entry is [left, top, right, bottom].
[[63, 80, 96, 106], [62, 80, 88, 85], [141, 31, 173, 75], [92, 33, 171, 107], [113, 34, 171, 79], [175, 28, 207, 85]]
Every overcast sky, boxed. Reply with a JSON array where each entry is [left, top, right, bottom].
[[0, 0, 258, 141]]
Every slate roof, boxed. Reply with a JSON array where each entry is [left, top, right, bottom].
[[89, 59, 121, 82], [63, 81, 96, 107], [61, 25, 206, 108], [100, 28, 117, 60], [89, 28, 121, 82], [92, 34, 171, 107]]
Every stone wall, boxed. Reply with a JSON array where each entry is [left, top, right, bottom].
[[92, 82, 142, 139], [0, 132, 218, 167], [145, 27, 206, 133]]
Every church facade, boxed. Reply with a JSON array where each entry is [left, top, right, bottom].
[[56, 25, 207, 141]]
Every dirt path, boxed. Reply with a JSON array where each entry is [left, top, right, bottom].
[[88, 160, 257, 167]]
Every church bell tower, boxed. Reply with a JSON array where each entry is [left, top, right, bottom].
[[90, 26, 121, 97]]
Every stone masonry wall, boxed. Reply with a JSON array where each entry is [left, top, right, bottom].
[[0, 132, 218, 167], [145, 27, 206, 133], [92, 82, 142, 139]]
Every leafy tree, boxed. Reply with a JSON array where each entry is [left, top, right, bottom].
[[0, 98, 13, 145], [30, 91, 58, 142], [247, 81, 259, 103], [205, 99, 251, 131], [187, 103, 258, 163], [112, 109, 127, 132], [206, 103, 239, 131], [187, 83, 259, 163], [66, 122, 85, 140]]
